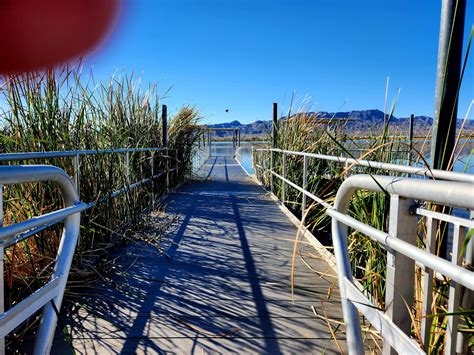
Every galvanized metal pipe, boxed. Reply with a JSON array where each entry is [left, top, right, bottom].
[[255, 148, 474, 353], [73, 153, 80, 197], [150, 153, 155, 209], [336, 174, 474, 210], [162, 104, 168, 148], [255, 148, 474, 183], [302, 155, 308, 221], [0, 165, 83, 355], [330, 175, 474, 288], [408, 113, 414, 167], [0, 147, 167, 162], [431, 0, 467, 171], [330, 183, 364, 354], [282, 153, 286, 203], [270, 148, 274, 192]]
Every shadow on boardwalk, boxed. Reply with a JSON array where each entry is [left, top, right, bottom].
[[47, 157, 348, 354]]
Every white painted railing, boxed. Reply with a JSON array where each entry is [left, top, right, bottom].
[[253, 147, 474, 354]]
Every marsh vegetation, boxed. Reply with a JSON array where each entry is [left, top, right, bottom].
[[0, 65, 202, 344]]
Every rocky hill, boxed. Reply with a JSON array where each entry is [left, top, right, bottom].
[[208, 109, 474, 137]]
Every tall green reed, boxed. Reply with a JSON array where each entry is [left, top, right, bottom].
[[0, 65, 201, 310]]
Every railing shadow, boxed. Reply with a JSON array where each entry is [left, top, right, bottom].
[[51, 157, 342, 354]]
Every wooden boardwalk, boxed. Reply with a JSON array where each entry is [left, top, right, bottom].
[[49, 157, 351, 354]]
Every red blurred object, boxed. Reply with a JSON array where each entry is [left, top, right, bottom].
[[0, 0, 120, 74]]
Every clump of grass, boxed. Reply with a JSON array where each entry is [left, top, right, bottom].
[[0, 64, 201, 339]]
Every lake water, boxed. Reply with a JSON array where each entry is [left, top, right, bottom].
[[210, 141, 473, 175]]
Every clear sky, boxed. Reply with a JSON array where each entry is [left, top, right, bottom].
[[85, 0, 473, 124]]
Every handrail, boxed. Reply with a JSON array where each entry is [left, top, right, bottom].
[[330, 175, 473, 354], [0, 165, 81, 355], [0, 147, 170, 162], [0, 146, 185, 354], [254, 147, 474, 183], [253, 148, 474, 354]]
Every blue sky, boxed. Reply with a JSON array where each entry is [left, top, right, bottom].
[[85, 0, 473, 124]]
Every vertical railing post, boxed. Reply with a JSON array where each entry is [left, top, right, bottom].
[[162, 105, 169, 191], [301, 155, 307, 222], [272, 102, 278, 147], [233, 130, 236, 152], [208, 130, 212, 156], [73, 153, 80, 197], [125, 151, 131, 223], [408, 113, 414, 167], [175, 149, 179, 182], [251, 147, 255, 173], [0, 185, 4, 355], [162, 104, 167, 148], [125, 151, 130, 182], [165, 149, 170, 191], [263, 150, 267, 182], [150, 152, 155, 209], [270, 149, 274, 192], [457, 210, 474, 353], [344, 160, 352, 177], [125, 151, 130, 183], [445, 225, 465, 354], [421, 217, 438, 348], [384, 195, 417, 355], [282, 152, 286, 204], [271, 103, 278, 192]]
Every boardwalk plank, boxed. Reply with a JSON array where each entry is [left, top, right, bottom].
[[47, 156, 351, 354]]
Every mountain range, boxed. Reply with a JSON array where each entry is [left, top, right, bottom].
[[208, 109, 474, 137]]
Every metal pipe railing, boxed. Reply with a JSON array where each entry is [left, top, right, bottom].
[[330, 176, 473, 354], [252, 148, 474, 354], [255, 148, 474, 183], [0, 147, 169, 162], [0, 165, 81, 355], [0, 146, 187, 354]]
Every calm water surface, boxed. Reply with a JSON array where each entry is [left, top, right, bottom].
[[221, 141, 474, 175]]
